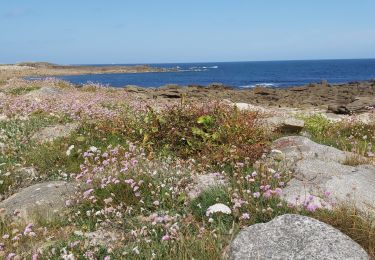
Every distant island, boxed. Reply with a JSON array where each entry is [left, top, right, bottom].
[[0, 62, 175, 81]]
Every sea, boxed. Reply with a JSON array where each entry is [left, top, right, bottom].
[[45, 59, 375, 88]]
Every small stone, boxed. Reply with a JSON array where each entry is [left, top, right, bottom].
[[188, 173, 227, 200]]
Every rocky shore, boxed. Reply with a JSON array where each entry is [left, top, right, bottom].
[[123, 80, 375, 114]]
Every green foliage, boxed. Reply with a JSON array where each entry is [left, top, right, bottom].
[[0, 114, 71, 194], [301, 114, 332, 138], [301, 114, 375, 157], [117, 103, 271, 164], [7, 85, 41, 95]]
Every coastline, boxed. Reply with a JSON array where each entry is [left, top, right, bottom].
[[0, 62, 374, 114], [121, 81, 375, 113], [0, 62, 175, 81]]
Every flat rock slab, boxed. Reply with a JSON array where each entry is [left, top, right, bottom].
[[233, 102, 271, 113], [271, 136, 375, 212], [230, 214, 369, 260], [272, 136, 350, 163], [32, 123, 79, 142], [0, 181, 75, 221], [25, 86, 65, 99], [284, 160, 375, 210], [227, 101, 305, 133]]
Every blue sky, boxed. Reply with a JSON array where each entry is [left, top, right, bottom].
[[1, 0, 375, 64]]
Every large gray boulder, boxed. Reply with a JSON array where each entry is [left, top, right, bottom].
[[271, 136, 375, 212], [230, 214, 369, 260], [31, 123, 79, 142], [0, 181, 75, 221]]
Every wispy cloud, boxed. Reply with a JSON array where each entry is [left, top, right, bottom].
[[2, 7, 31, 19]]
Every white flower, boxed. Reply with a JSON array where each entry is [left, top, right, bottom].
[[206, 203, 232, 216], [66, 145, 75, 156], [89, 146, 98, 152]]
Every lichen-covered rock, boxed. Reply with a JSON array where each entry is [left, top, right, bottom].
[[230, 214, 369, 260], [0, 181, 75, 221], [188, 173, 227, 199], [25, 86, 64, 99], [32, 123, 79, 142]]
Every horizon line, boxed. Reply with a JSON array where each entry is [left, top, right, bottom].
[[2, 57, 375, 66]]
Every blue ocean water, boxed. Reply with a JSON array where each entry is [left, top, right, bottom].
[[50, 59, 375, 88]]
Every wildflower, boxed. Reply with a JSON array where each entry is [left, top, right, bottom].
[[240, 213, 250, 220], [268, 168, 276, 174], [208, 218, 214, 223], [161, 234, 171, 241], [104, 197, 113, 204], [324, 191, 331, 197], [66, 145, 75, 156], [83, 188, 94, 198], [206, 203, 232, 216], [274, 188, 283, 196], [6, 253, 16, 260], [132, 246, 140, 255], [253, 192, 260, 198], [263, 190, 272, 198], [23, 223, 34, 235], [89, 146, 98, 153], [306, 203, 319, 212]]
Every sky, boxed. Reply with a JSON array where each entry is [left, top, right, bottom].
[[1, 0, 375, 64]]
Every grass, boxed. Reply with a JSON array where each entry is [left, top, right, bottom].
[[301, 114, 375, 159], [0, 82, 374, 258], [6, 86, 41, 96], [0, 113, 72, 195], [311, 205, 375, 258]]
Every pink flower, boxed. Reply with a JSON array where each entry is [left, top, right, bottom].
[[306, 203, 319, 212], [274, 188, 283, 196], [324, 191, 331, 197], [83, 188, 94, 198], [253, 192, 260, 198], [263, 190, 272, 198], [24, 223, 34, 235], [240, 213, 250, 220], [162, 234, 171, 241]]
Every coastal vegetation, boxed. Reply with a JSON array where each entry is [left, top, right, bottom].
[[0, 79, 374, 258]]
